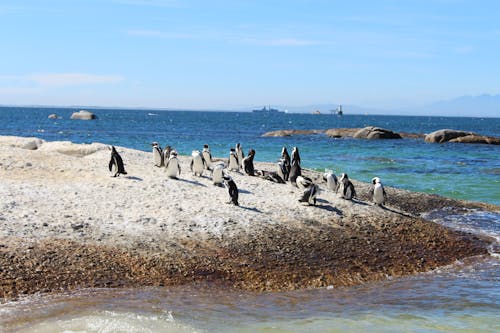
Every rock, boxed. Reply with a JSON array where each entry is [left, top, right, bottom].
[[0, 136, 44, 150], [449, 134, 500, 145], [424, 129, 473, 143], [324, 128, 361, 138], [262, 129, 324, 137], [48, 114, 58, 119], [38, 141, 108, 157], [353, 126, 402, 139], [70, 110, 97, 120]]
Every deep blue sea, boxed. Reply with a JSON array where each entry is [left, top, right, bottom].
[[1, 106, 499, 332]]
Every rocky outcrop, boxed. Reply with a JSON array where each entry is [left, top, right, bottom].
[[0, 136, 45, 150], [70, 110, 97, 120], [48, 113, 58, 119], [324, 128, 362, 138], [262, 129, 325, 137], [425, 129, 500, 145], [353, 126, 402, 139]]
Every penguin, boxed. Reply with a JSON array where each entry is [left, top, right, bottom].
[[258, 170, 285, 184], [323, 172, 339, 192], [339, 173, 356, 200], [242, 149, 256, 176], [151, 142, 163, 167], [162, 145, 172, 167], [236, 143, 244, 169], [277, 146, 291, 181], [190, 150, 206, 177], [228, 148, 239, 171], [165, 150, 181, 179], [370, 177, 387, 206], [223, 175, 239, 206], [202, 144, 212, 170], [108, 146, 127, 177], [211, 162, 225, 186], [298, 183, 319, 206], [289, 146, 302, 186], [296, 175, 313, 190]]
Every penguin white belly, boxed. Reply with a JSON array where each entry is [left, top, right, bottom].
[[166, 158, 180, 178], [212, 163, 224, 185], [373, 184, 385, 204], [229, 155, 239, 171], [153, 149, 162, 166], [202, 151, 212, 169], [192, 157, 204, 176], [325, 173, 338, 192]]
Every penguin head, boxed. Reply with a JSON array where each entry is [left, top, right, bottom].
[[372, 177, 381, 184], [340, 173, 348, 180], [151, 142, 159, 147], [203, 144, 209, 149], [170, 150, 178, 158], [248, 149, 255, 157]]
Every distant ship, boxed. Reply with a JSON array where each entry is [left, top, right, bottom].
[[252, 105, 285, 114], [330, 105, 343, 116]]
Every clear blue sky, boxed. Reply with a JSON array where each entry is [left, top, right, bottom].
[[0, 0, 499, 112]]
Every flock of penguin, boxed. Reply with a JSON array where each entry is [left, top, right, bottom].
[[108, 143, 388, 208]]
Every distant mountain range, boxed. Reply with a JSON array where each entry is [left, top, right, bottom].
[[254, 94, 500, 117]]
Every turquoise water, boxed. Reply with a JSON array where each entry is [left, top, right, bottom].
[[0, 107, 499, 332], [1, 107, 499, 204]]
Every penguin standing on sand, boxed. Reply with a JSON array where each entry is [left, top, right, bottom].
[[202, 144, 212, 170], [211, 162, 225, 186], [108, 146, 127, 177], [339, 173, 356, 200], [151, 142, 163, 167], [242, 149, 256, 176], [228, 148, 239, 171], [323, 172, 339, 192], [277, 146, 291, 181], [190, 150, 206, 176], [165, 150, 181, 179], [236, 143, 244, 169], [162, 145, 172, 167], [370, 177, 387, 206], [223, 175, 239, 206], [289, 146, 302, 186], [296, 175, 313, 190]]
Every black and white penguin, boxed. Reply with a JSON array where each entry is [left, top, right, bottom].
[[298, 183, 319, 206], [190, 150, 206, 177], [277, 146, 291, 181], [296, 175, 313, 190], [236, 143, 244, 169], [323, 172, 339, 192], [370, 177, 387, 206], [289, 146, 302, 185], [242, 149, 256, 176], [165, 150, 181, 179], [202, 144, 212, 170], [223, 175, 239, 206], [228, 148, 239, 171], [108, 146, 127, 177], [151, 142, 163, 167], [339, 173, 356, 200], [258, 170, 285, 184], [211, 162, 225, 186], [162, 145, 172, 167]]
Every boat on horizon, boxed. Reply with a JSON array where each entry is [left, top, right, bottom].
[[252, 105, 285, 114]]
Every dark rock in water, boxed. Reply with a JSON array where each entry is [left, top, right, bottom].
[[353, 126, 402, 139], [424, 129, 472, 143], [48, 113, 58, 119], [70, 110, 97, 120], [425, 129, 500, 144], [324, 128, 361, 138]]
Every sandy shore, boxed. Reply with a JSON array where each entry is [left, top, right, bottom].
[[0, 136, 496, 300]]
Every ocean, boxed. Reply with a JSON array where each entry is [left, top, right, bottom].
[[0, 106, 499, 332]]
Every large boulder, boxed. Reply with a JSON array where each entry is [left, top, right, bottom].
[[449, 134, 500, 145], [324, 128, 361, 138], [48, 113, 58, 119], [70, 110, 97, 120], [262, 129, 324, 137], [353, 126, 402, 139], [0, 136, 45, 150], [424, 129, 473, 143]]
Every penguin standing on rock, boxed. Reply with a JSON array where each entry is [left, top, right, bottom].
[[370, 177, 387, 206], [108, 146, 127, 177], [223, 175, 239, 206], [338, 173, 356, 200], [289, 146, 302, 186]]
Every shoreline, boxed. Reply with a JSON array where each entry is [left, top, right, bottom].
[[0, 136, 497, 300]]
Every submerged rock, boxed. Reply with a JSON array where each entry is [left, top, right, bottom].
[[48, 113, 58, 119], [70, 110, 97, 120]]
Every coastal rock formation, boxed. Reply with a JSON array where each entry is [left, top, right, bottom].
[[48, 113, 58, 119], [353, 126, 402, 139], [0, 137, 495, 299], [262, 129, 325, 137], [425, 129, 500, 145], [70, 110, 97, 120], [324, 128, 361, 138], [0, 136, 45, 150]]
